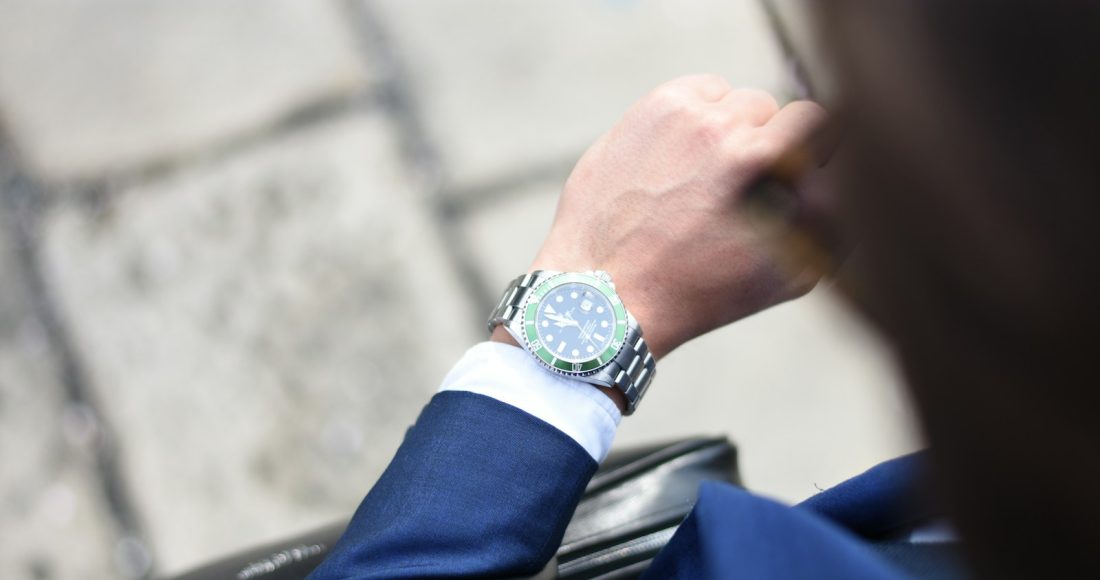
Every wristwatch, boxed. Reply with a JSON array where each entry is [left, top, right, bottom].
[[487, 270, 656, 415]]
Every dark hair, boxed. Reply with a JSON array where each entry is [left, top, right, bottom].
[[818, 1, 1100, 577]]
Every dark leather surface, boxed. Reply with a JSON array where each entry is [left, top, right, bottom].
[[557, 437, 739, 579], [168, 436, 739, 580], [170, 523, 348, 580]]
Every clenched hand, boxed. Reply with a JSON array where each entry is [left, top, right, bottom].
[[497, 75, 828, 360]]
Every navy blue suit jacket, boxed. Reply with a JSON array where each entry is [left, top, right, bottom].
[[310, 391, 954, 579]]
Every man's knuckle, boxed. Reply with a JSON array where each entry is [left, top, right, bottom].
[[695, 111, 733, 142], [778, 101, 829, 131], [796, 98, 827, 112], [648, 86, 691, 113], [746, 89, 780, 115], [692, 73, 729, 88], [797, 100, 828, 119]]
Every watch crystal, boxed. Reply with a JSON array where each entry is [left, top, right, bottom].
[[535, 283, 616, 363]]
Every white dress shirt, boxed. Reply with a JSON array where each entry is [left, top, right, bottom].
[[438, 341, 621, 462]]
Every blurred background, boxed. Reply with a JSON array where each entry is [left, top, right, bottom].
[[0, 1, 920, 578]]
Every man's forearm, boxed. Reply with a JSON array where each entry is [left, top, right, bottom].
[[310, 75, 828, 577], [308, 390, 599, 579]]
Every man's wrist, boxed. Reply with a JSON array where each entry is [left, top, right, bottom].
[[489, 326, 629, 414], [582, 275, 674, 360], [616, 296, 674, 360], [489, 326, 522, 350]]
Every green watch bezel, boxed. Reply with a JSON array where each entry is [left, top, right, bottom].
[[520, 272, 628, 376]]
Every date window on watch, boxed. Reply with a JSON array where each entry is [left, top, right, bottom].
[[580, 297, 594, 312]]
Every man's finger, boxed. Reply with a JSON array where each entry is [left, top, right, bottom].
[[716, 88, 781, 127], [765, 100, 829, 145]]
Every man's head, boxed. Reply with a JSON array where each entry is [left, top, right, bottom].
[[816, 1, 1100, 576]]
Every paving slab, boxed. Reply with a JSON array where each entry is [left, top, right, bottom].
[[461, 182, 923, 504], [0, 0, 368, 182], [41, 112, 479, 575], [0, 207, 119, 578], [370, 0, 788, 190]]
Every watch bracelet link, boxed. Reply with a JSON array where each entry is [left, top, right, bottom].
[[601, 324, 655, 414], [487, 271, 542, 334], [487, 270, 656, 414]]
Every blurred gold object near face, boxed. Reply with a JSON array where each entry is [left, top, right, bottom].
[[741, 117, 848, 284]]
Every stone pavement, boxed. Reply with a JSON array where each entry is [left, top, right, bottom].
[[0, 1, 920, 577]]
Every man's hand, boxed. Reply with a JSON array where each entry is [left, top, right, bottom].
[[525, 75, 827, 359]]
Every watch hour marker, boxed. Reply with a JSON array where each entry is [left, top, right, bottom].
[[593, 333, 606, 342], [557, 341, 567, 353], [546, 334, 554, 342], [555, 295, 564, 303], [545, 305, 556, 314], [600, 320, 608, 328], [570, 291, 578, 299], [596, 306, 605, 313], [571, 349, 580, 357], [586, 345, 594, 353], [541, 320, 549, 327]]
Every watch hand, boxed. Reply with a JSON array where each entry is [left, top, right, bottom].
[[579, 320, 597, 345], [546, 313, 580, 327]]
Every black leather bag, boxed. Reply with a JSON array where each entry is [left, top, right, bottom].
[[171, 437, 740, 580]]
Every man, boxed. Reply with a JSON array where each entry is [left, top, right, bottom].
[[305, 77, 924, 578], [310, 2, 1100, 577]]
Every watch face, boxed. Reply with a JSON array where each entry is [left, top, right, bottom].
[[534, 283, 615, 363], [522, 272, 629, 376]]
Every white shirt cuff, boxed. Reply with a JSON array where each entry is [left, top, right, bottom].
[[438, 341, 621, 462]]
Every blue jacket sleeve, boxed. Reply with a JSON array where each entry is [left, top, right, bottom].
[[644, 482, 908, 580], [308, 391, 598, 579]]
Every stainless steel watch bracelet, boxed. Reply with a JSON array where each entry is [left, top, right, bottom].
[[600, 324, 655, 415], [487, 271, 544, 335], [487, 270, 656, 415]]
